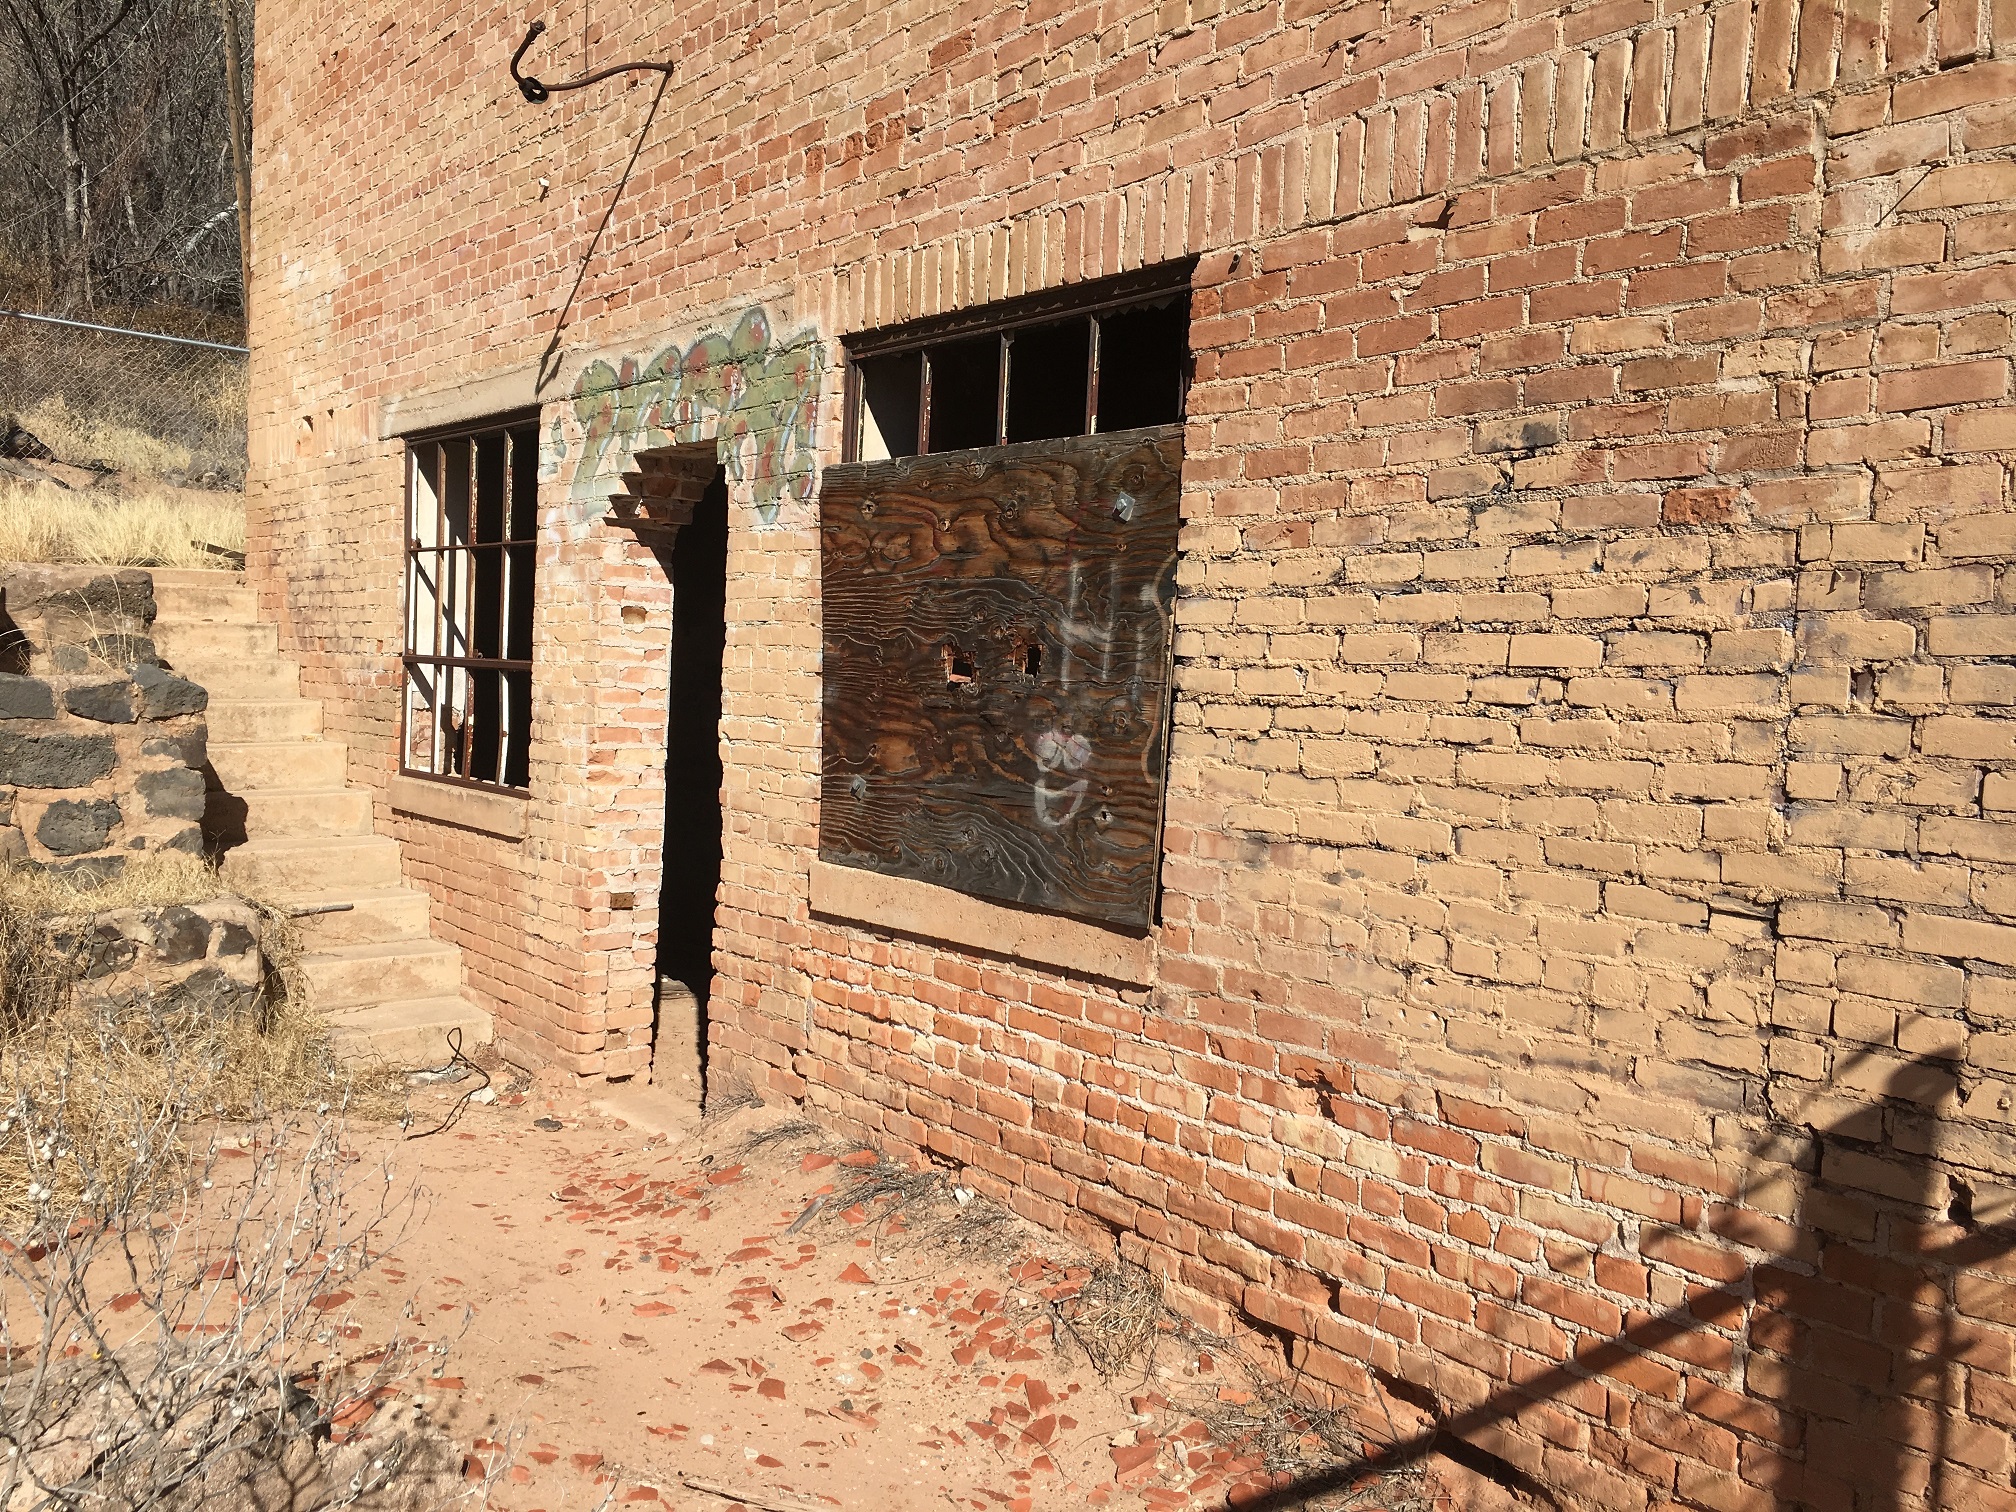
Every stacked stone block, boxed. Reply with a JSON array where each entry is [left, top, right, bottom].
[[0, 568, 209, 879], [250, 0, 2016, 1502], [47, 898, 265, 1018]]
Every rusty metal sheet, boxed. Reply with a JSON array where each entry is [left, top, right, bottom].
[[818, 424, 1182, 931]]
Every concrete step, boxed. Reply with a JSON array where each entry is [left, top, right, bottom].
[[170, 656, 299, 699], [207, 739, 346, 793], [207, 698, 323, 743], [219, 786, 373, 839], [154, 621, 279, 660], [220, 834, 403, 894], [303, 938, 461, 1009], [328, 996, 493, 1068], [150, 577, 257, 624], [148, 572, 495, 1066], [283, 887, 435, 949], [149, 568, 246, 587]]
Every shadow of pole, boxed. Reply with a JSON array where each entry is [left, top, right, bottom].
[[533, 70, 672, 397], [1232, 1051, 2011, 1511]]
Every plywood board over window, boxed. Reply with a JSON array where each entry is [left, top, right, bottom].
[[819, 425, 1182, 931]]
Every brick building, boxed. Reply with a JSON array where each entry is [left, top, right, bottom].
[[250, 0, 2016, 1501]]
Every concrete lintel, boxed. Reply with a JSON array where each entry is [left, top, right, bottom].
[[809, 858, 1153, 986], [390, 774, 529, 841], [380, 367, 542, 440]]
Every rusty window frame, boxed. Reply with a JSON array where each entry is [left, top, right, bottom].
[[841, 259, 1197, 462], [399, 411, 540, 793]]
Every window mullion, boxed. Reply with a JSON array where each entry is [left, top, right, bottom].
[[460, 667, 475, 779], [1086, 314, 1102, 435]]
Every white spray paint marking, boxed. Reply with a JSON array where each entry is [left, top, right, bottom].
[[1033, 727, 1093, 828]]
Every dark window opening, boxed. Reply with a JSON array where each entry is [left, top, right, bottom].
[[945, 643, 975, 685], [402, 414, 539, 791], [1095, 297, 1190, 433], [857, 348, 921, 462], [1006, 318, 1092, 444], [842, 261, 1196, 462], [923, 336, 1001, 453]]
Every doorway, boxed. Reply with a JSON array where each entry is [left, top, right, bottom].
[[654, 468, 727, 1098]]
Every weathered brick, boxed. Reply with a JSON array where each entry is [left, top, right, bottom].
[[248, 9, 2016, 1506]]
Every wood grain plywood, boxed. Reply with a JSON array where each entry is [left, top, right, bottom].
[[818, 425, 1183, 929]]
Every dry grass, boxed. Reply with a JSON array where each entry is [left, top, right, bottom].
[[0, 855, 398, 1229], [0, 854, 231, 1032], [0, 848, 226, 914], [0, 986, 353, 1229], [732, 1116, 826, 1154], [0, 473, 244, 567], [1051, 1259, 1168, 1377], [18, 394, 196, 478], [0, 319, 248, 486], [806, 1145, 1027, 1266]]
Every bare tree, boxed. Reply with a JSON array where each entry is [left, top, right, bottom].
[[0, 0, 251, 324]]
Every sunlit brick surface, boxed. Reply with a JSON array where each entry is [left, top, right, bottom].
[[252, 0, 2016, 1500]]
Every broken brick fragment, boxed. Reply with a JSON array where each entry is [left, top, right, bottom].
[[1108, 1438, 1159, 1475]]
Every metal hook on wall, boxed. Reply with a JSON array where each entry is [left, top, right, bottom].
[[510, 19, 674, 103]]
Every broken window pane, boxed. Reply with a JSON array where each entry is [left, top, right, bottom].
[[473, 432, 506, 659], [856, 350, 921, 461], [1095, 298, 1189, 433], [1005, 317, 1091, 444], [923, 336, 1001, 453], [503, 669, 532, 788], [507, 426, 538, 664]]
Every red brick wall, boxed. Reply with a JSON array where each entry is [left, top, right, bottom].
[[250, 0, 2016, 1500]]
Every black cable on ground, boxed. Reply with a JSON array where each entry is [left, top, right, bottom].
[[402, 1026, 491, 1140]]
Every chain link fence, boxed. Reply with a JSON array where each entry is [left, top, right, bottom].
[[0, 309, 248, 489]]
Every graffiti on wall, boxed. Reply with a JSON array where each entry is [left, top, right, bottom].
[[557, 306, 821, 526]]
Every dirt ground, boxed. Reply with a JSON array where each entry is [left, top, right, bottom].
[[314, 1071, 1513, 1512]]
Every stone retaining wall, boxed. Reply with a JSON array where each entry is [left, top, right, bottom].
[[47, 897, 265, 1017], [0, 567, 209, 880]]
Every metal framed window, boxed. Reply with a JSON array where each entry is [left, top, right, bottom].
[[401, 413, 539, 791], [842, 260, 1197, 463]]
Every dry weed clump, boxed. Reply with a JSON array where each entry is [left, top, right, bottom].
[[0, 856, 397, 1229], [0, 473, 245, 567], [1050, 1258, 1167, 1378], [0, 857, 471, 1511], [0, 1100, 483, 1512], [0, 847, 225, 915]]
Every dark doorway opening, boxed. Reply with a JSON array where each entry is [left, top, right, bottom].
[[654, 468, 727, 1098]]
